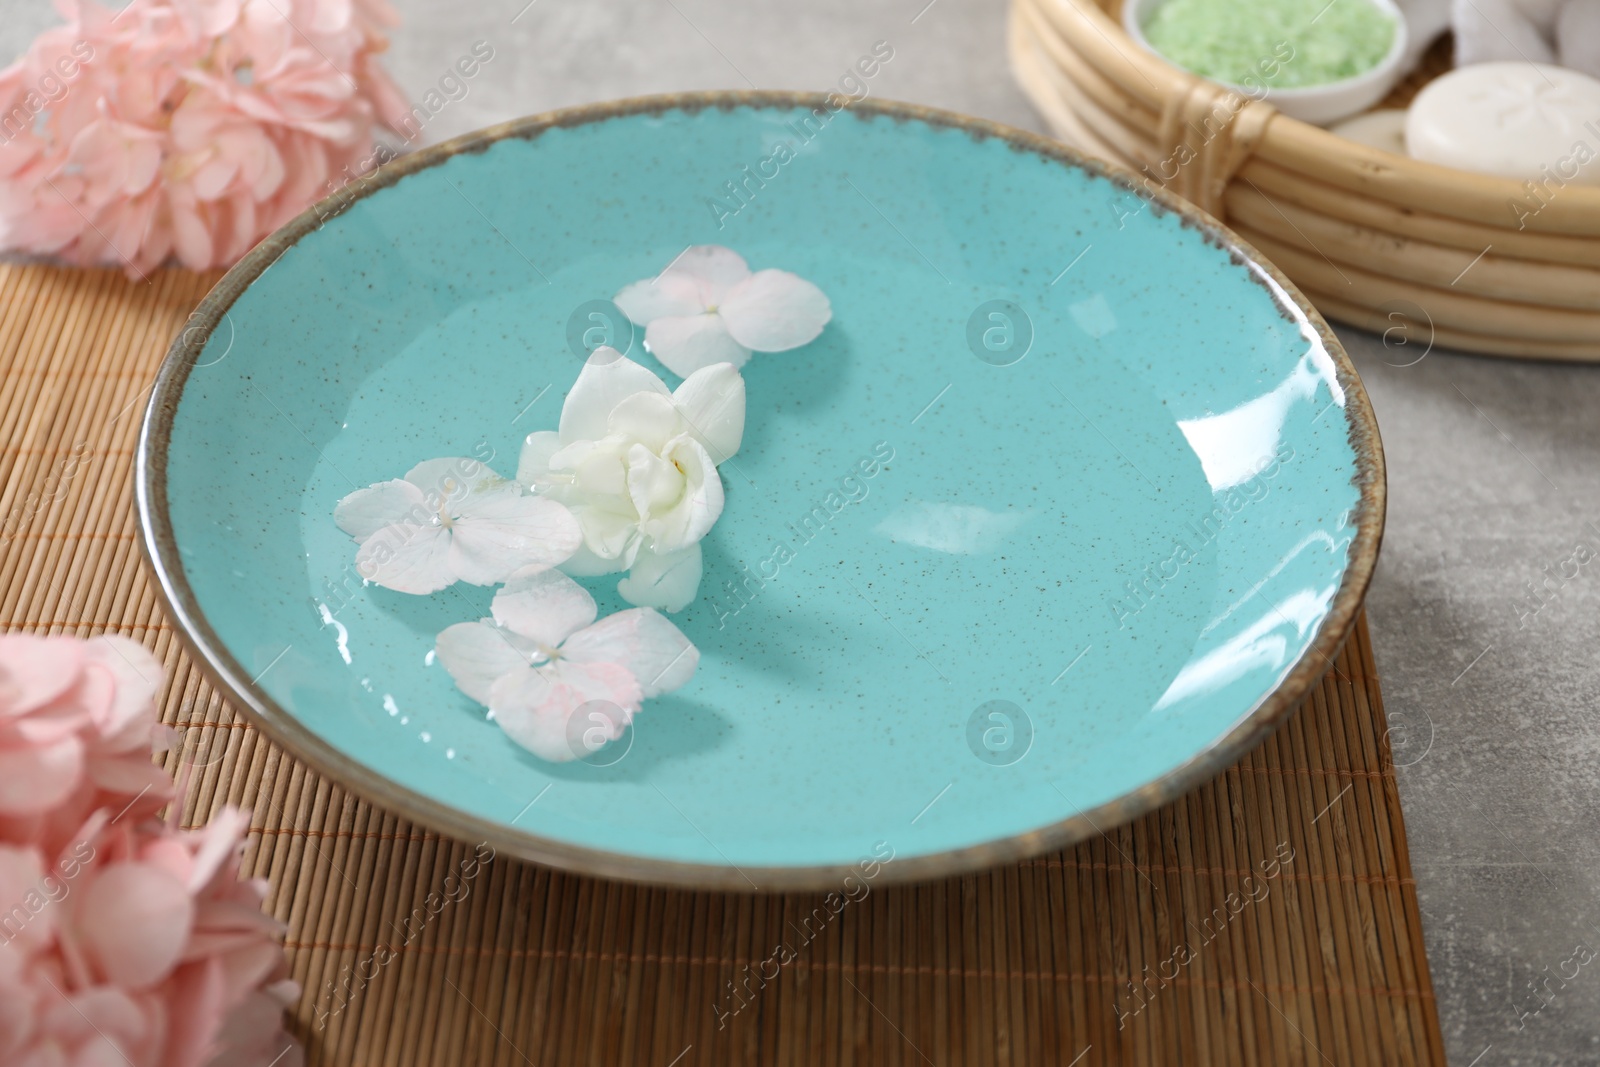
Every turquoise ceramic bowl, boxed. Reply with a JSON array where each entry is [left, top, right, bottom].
[[138, 93, 1383, 889]]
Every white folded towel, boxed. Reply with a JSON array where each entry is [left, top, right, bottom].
[[1396, 0, 1600, 79]]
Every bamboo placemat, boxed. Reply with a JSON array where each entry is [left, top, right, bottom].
[[1, 263, 1445, 1067]]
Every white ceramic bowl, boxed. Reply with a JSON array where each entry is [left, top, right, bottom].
[[1122, 0, 1410, 126]]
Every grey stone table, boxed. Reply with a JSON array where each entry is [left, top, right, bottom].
[[7, 0, 1597, 1062]]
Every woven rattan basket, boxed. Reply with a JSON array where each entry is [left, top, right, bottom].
[[1009, 0, 1600, 360]]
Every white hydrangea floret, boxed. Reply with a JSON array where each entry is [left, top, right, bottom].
[[613, 244, 831, 377], [435, 569, 698, 762], [333, 457, 581, 595]]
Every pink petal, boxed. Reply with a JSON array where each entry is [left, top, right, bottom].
[[86, 756, 174, 799], [558, 348, 670, 445], [0, 635, 85, 715], [39, 985, 152, 1058], [717, 269, 832, 352], [613, 270, 703, 325], [171, 196, 216, 270], [660, 244, 751, 306], [670, 363, 745, 463], [354, 524, 454, 594], [614, 542, 703, 614], [185, 807, 251, 892], [191, 156, 239, 201], [333, 479, 424, 542], [0, 736, 83, 815], [106, 191, 161, 268], [77, 862, 196, 989], [0, 845, 52, 950], [214, 192, 261, 266], [302, 0, 353, 35], [487, 661, 642, 762], [491, 569, 597, 648], [434, 621, 531, 706], [205, 980, 303, 1067], [248, 136, 286, 201], [175, 0, 244, 36], [449, 492, 581, 586], [644, 315, 750, 378], [9, 701, 87, 745], [161, 957, 228, 1067], [563, 605, 699, 695], [123, 138, 164, 197], [213, 938, 290, 1003], [82, 635, 162, 730]]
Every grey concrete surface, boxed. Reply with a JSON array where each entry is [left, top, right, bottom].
[[5, 0, 1597, 1062]]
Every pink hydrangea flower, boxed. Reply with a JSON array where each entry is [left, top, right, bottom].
[[0, 634, 174, 852], [614, 245, 832, 377], [0, 633, 302, 1067], [0, 0, 408, 276]]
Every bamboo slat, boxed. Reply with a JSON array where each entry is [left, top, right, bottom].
[[0, 264, 1447, 1066]]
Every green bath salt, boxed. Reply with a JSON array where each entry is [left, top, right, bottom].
[[1142, 0, 1397, 89]]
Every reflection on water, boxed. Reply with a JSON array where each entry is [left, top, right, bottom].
[[873, 500, 1033, 555]]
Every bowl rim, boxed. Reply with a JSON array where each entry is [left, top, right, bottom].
[[1120, 0, 1409, 106], [135, 90, 1386, 891]]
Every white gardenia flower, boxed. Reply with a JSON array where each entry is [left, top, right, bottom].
[[613, 244, 831, 377], [435, 569, 699, 762], [333, 457, 581, 595], [518, 348, 745, 612]]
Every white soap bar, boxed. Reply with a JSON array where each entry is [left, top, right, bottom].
[[1330, 109, 1408, 155], [1405, 61, 1600, 184]]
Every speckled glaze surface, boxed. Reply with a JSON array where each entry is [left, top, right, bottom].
[[137, 92, 1384, 890]]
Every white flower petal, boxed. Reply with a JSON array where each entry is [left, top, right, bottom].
[[435, 621, 531, 705], [671, 363, 746, 463], [625, 443, 686, 524], [645, 314, 751, 378], [491, 569, 597, 648], [355, 524, 455, 594], [405, 456, 502, 497], [559, 348, 670, 445], [553, 438, 631, 499], [718, 269, 832, 352], [564, 606, 699, 695], [333, 479, 423, 542], [569, 502, 642, 564], [607, 391, 684, 453], [449, 491, 582, 586], [516, 431, 563, 489], [662, 245, 752, 307], [640, 435, 723, 552], [612, 542, 704, 615], [487, 661, 643, 762], [613, 271, 703, 324], [560, 537, 629, 577]]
